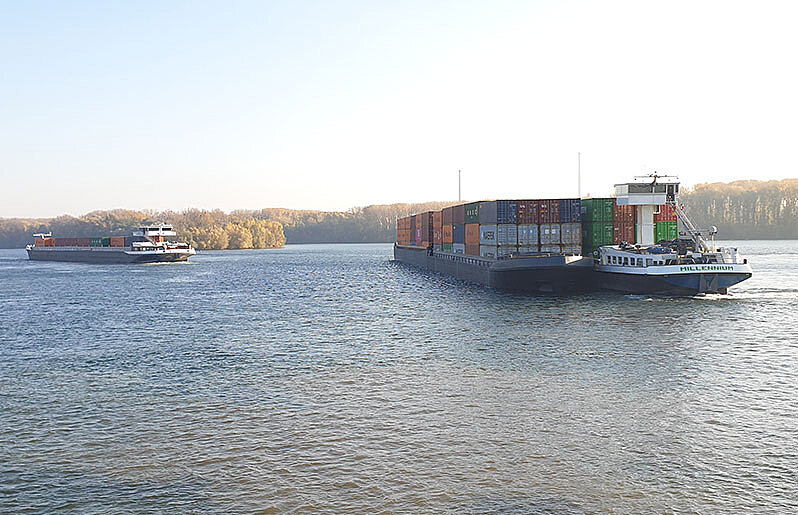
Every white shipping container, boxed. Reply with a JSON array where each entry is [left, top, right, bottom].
[[433, 244, 442, 253], [562, 245, 581, 255], [560, 223, 582, 245], [497, 246, 516, 257], [518, 224, 539, 245], [540, 244, 563, 254], [517, 245, 539, 254], [496, 224, 518, 246], [540, 223, 561, 244], [479, 245, 497, 258], [479, 224, 497, 245], [453, 243, 466, 254]]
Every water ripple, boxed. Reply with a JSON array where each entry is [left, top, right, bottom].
[[1, 242, 797, 513]]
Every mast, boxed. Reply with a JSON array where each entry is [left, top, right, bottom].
[[458, 170, 461, 202], [578, 152, 581, 198], [671, 200, 710, 252]]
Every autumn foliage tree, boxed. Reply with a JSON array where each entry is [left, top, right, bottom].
[[0, 209, 286, 249]]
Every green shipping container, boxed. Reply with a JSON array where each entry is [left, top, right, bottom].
[[442, 242, 453, 253], [464, 202, 480, 224], [581, 198, 614, 222], [655, 221, 678, 242], [89, 237, 103, 247], [101, 237, 111, 247], [581, 222, 614, 255]]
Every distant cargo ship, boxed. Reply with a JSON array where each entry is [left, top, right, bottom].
[[393, 176, 752, 295], [26, 224, 196, 264]]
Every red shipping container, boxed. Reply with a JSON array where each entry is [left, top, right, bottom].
[[442, 207, 453, 226], [77, 238, 90, 246], [538, 199, 561, 223], [465, 243, 480, 256], [613, 222, 635, 244], [517, 200, 539, 224], [614, 204, 636, 224], [443, 225, 453, 243], [655, 204, 677, 222]]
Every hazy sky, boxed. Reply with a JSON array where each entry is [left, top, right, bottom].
[[2, 0, 797, 217]]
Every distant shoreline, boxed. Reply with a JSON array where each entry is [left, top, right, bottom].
[[4, 237, 797, 251]]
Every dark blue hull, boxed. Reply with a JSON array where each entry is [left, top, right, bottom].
[[595, 270, 751, 295]]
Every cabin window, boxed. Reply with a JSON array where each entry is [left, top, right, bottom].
[[646, 259, 652, 267], [623, 257, 628, 266], [637, 258, 643, 267]]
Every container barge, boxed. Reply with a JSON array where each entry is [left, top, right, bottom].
[[26, 224, 196, 264], [393, 176, 752, 295]]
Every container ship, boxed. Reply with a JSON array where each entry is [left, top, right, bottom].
[[393, 176, 752, 295], [26, 224, 196, 264]]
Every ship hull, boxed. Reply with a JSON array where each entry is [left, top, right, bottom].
[[393, 244, 595, 294], [26, 248, 194, 264], [594, 269, 752, 295]]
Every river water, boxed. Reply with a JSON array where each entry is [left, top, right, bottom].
[[1, 241, 797, 513]]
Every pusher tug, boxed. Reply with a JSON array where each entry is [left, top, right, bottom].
[[593, 175, 752, 295]]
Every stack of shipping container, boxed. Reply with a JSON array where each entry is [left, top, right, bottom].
[[35, 236, 143, 248], [399, 197, 682, 259], [396, 216, 411, 246], [397, 198, 582, 257], [613, 204, 636, 245], [581, 198, 614, 256], [654, 204, 678, 241]]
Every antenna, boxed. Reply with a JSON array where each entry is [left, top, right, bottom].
[[458, 170, 461, 202], [578, 152, 581, 198]]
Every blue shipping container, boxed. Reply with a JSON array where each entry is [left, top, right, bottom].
[[452, 224, 466, 244], [497, 200, 518, 224], [559, 199, 582, 223]]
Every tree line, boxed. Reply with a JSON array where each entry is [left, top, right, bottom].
[[232, 201, 459, 243], [0, 209, 285, 250], [2, 180, 797, 248], [681, 179, 798, 239]]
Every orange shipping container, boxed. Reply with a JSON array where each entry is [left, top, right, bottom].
[[110, 237, 125, 247], [465, 243, 480, 256], [443, 224, 453, 243], [465, 223, 480, 245]]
